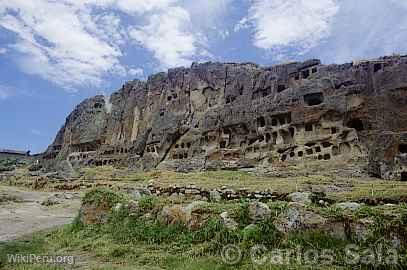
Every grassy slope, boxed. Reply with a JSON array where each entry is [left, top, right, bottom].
[[3, 164, 407, 270], [77, 167, 407, 202], [2, 190, 407, 270]]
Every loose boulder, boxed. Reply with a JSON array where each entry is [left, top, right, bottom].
[[57, 160, 75, 180], [274, 203, 326, 234], [41, 195, 61, 206], [287, 192, 312, 204], [249, 201, 272, 222], [336, 202, 362, 211], [79, 202, 111, 225], [220, 211, 238, 231], [159, 201, 208, 230]]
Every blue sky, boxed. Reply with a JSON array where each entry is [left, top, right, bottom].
[[1, 0, 407, 153]]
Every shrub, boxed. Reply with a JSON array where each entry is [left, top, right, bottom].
[[82, 188, 125, 208], [234, 201, 251, 227], [138, 196, 160, 212]]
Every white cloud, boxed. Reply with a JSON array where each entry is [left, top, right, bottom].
[[234, 17, 250, 32], [183, 0, 233, 30], [0, 48, 7, 54], [0, 0, 125, 90], [0, 0, 220, 87], [314, 0, 407, 63], [128, 68, 144, 77], [248, 0, 339, 54], [116, 0, 177, 14], [129, 7, 200, 68]]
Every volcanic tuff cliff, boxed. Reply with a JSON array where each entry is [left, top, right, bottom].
[[43, 56, 407, 181]]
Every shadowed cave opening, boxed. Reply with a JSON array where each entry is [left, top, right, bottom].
[[401, 172, 407, 182], [277, 84, 287, 93], [305, 124, 313, 132], [302, 69, 310, 79], [399, 144, 407, 154], [257, 117, 266, 127], [346, 118, 364, 131], [374, 63, 382, 73], [304, 93, 324, 106]]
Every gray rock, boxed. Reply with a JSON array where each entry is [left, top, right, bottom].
[[249, 202, 272, 222], [130, 188, 152, 200], [274, 202, 326, 233], [127, 200, 140, 216], [287, 192, 312, 204], [57, 160, 75, 180], [209, 190, 222, 202], [220, 211, 238, 231], [41, 195, 61, 206], [184, 201, 208, 213], [160, 201, 208, 230], [79, 202, 110, 225], [336, 202, 362, 211]]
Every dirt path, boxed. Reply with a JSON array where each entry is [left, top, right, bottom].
[[0, 185, 81, 242]]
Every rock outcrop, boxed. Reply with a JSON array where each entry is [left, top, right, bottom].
[[42, 56, 407, 180]]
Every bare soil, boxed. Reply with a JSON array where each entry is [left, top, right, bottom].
[[0, 186, 81, 242]]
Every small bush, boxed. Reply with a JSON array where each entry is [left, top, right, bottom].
[[242, 217, 281, 249], [82, 188, 125, 208], [234, 201, 251, 227], [138, 196, 160, 212]]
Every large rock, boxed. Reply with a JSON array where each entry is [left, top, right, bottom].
[[159, 201, 208, 230], [209, 190, 222, 202], [336, 202, 362, 211], [79, 202, 111, 225], [274, 203, 326, 233], [220, 211, 238, 231], [57, 160, 74, 180], [249, 202, 272, 222], [129, 188, 152, 200], [41, 195, 61, 206], [287, 192, 312, 204]]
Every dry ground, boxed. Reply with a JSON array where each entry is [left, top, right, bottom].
[[0, 186, 81, 242]]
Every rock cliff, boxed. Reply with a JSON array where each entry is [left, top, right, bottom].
[[43, 56, 407, 180]]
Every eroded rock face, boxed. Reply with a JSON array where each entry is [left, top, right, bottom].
[[159, 201, 208, 230], [79, 202, 111, 225], [42, 56, 407, 179], [249, 201, 272, 222], [274, 203, 327, 233]]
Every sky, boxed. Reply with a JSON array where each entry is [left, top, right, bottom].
[[1, 0, 407, 154]]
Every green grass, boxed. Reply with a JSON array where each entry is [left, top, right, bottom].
[[2, 188, 407, 270], [5, 164, 407, 204], [82, 188, 126, 208]]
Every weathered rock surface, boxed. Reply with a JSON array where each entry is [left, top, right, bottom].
[[274, 202, 327, 233], [220, 211, 238, 231], [41, 56, 407, 180], [41, 195, 61, 206], [336, 202, 362, 211], [249, 201, 272, 222], [287, 192, 312, 204], [159, 201, 208, 230], [79, 202, 111, 225]]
